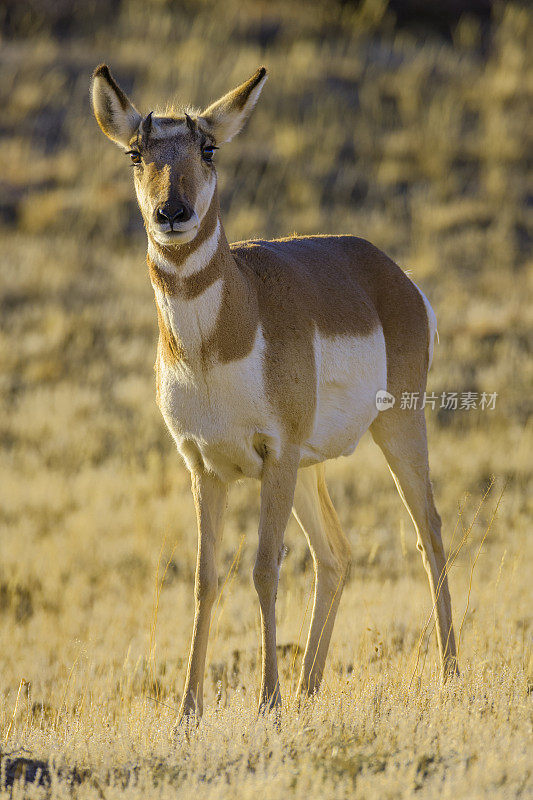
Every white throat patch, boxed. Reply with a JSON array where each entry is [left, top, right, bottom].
[[148, 219, 221, 279]]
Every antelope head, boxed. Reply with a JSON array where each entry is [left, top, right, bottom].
[[91, 65, 267, 246]]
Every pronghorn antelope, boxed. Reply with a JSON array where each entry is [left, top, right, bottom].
[[91, 64, 458, 718]]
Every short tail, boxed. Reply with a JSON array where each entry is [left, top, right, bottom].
[[412, 282, 438, 369]]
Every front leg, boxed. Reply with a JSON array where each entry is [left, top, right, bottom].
[[179, 469, 227, 721], [253, 444, 300, 712]]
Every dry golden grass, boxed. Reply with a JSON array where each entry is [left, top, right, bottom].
[[0, 1, 531, 796]]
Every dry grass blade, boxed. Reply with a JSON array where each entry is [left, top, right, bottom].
[[210, 535, 245, 643], [409, 478, 496, 688], [149, 534, 179, 699], [456, 482, 507, 661]]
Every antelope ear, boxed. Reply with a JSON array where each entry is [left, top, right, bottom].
[[199, 67, 267, 144], [91, 64, 142, 147]]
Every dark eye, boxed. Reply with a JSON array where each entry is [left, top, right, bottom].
[[126, 149, 142, 165], [201, 144, 217, 163]]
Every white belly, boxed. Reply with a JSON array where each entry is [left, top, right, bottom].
[[301, 326, 387, 465]]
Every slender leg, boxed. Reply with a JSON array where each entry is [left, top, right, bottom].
[[179, 470, 227, 720], [292, 464, 351, 696], [371, 409, 458, 679], [253, 445, 300, 711]]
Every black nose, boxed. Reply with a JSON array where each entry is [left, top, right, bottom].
[[156, 202, 192, 226]]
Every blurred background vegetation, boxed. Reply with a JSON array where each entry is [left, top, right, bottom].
[[0, 3, 531, 793]]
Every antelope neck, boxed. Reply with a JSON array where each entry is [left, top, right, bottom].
[[147, 203, 255, 366]]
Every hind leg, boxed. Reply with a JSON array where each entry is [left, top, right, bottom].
[[371, 408, 458, 678], [292, 464, 351, 695]]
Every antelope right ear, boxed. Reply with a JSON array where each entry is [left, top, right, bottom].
[[199, 67, 268, 144], [91, 64, 142, 148]]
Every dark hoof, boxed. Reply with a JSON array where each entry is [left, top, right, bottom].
[[173, 705, 201, 738], [442, 657, 460, 683], [258, 689, 282, 728]]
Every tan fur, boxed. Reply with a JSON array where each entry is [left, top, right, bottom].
[[91, 65, 458, 719]]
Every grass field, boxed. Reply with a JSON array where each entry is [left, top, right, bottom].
[[0, 1, 531, 796]]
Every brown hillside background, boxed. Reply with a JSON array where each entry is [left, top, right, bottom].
[[0, 1, 531, 797]]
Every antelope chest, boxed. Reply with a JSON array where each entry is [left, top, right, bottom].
[[157, 327, 280, 482]]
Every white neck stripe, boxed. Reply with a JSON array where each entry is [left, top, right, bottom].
[[148, 219, 221, 280], [181, 219, 221, 278], [148, 239, 175, 274], [153, 277, 224, 356]]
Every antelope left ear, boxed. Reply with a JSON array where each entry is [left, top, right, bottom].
[[199, 67, 268, 144]]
